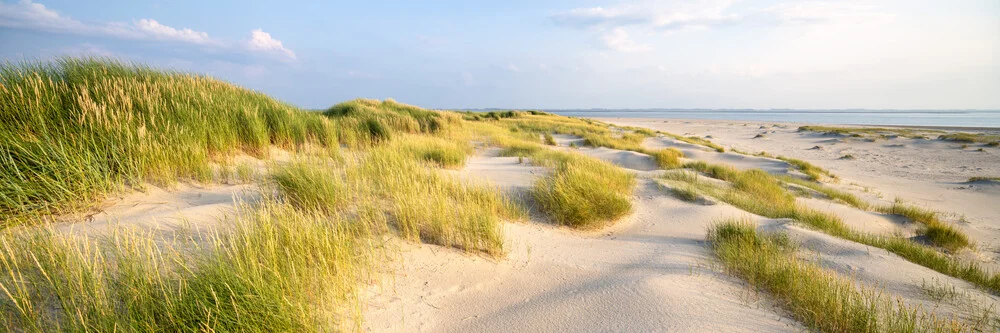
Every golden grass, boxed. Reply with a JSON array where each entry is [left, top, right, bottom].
[[649, 148, 685, 169]]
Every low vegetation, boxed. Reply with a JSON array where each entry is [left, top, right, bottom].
[[671, 161, 997, 293], [798, 125, 938, 139], [776, 156, 837, 181], [497, 141, 635, 229], [0, 200, 379, 331], [0, 58, 339, 225], [939, 133, 1000, 144], [968, 176, 1000, 182], [0, 58, 534, 330], [709, 220, 968, 332], [649, 148, 685, 169]]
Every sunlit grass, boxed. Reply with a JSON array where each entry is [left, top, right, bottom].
[[709, 220, 967, 332], [0, 200, 379, 331], [0, 58, 339, 225], [672, 161, 996, 293], [649, 148, 684, 169]]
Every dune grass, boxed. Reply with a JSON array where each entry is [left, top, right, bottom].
[[776, 156, 837, 181], [348, 143, 523, 255], [273, 158, 347, 212], [474, 122, 638, 229], [938, 133, 1000, 144], [496, 144, 635, 229], [967, 176, 1000, 182], [876, 201, 970, 251], [709, 220, 967, 332], [0, 58, 339, 225], [530, 152, 635, 229], [543, 132, 556, 145], [649, 148, 685, 169], [0, 199, 379, 331], [673, 161, 998, 293], [325, 98, 461, 147], [798, 125, 938, 139]]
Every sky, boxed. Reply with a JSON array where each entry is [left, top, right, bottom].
[[1, 0, 998, 110]]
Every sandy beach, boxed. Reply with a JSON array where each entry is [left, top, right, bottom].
[[357, 118, 1000, 332]]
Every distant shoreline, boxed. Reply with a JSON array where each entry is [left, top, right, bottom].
[[589, 116, 1000, 132]]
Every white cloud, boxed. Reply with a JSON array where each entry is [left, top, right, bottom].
[[600, 28, 651, 52], [248, 29, 297, 60], [551, 0, 737, 32], [1, 1, 297, 61], [134, 19, 212, 44], [505, 63, 521, 72], [553, 0, 893, 51], [763, 1, 895, 25], [0, 0, 217, 45]]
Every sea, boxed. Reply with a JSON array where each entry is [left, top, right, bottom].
[[543, 109, 1000, 129]]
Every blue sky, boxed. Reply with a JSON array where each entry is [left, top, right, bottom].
[[2, 0, 998, 109]]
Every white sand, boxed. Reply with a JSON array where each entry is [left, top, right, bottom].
[[364, 156, 801, 332], [600, 118, 1000, 256], [365, 119, 1000, 331]]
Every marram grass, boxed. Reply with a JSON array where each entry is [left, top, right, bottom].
[[671, 161, 999, 294], [709, 220, 968, 332], [0, 58, 339, 224]]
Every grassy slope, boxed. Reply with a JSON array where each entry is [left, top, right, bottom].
[[0, 59, 640, 330], [1, 58, 338, 224]]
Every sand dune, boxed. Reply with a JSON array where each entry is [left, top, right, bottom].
[[364, 159, 801, 332], [365, 119, 1000, 331]]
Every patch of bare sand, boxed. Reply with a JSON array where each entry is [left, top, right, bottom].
[[57, 183, 261, 239]]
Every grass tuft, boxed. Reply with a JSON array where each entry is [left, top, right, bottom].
[[649, 148, 685, 169]]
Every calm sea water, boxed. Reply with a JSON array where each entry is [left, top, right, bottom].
[[545, 109, 1000, 129]]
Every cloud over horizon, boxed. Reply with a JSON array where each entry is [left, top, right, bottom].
[[0, 0, 296, 60], [551, 0, 894, 52]]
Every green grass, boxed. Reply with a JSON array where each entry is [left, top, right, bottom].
[[670, 185, 700, 202], [709, 220, 966, 332], [673, 161, 996, 293], [967, 176, 1000, 182], [0, 200, 378, 331], [876, 201, 970, 252], [939, 133, 1000, 144], [0, 58, 339, 225], [662, 133, 725, 152], [798, 125, 938, 139], [273, 158, 347, 212], [779, 175, 868, 209], [391, 134, 472, 169], [348, 142, 523, 256], [776, 156, 837, 181], [649, 148, 684, 169], [494, 138, 635, 229]]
